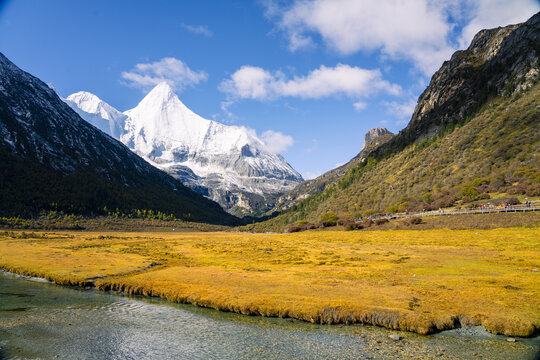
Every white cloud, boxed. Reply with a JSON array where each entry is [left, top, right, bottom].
[[181, 23, 212, 37], [260, 130, 294, 154], [220, 66, 275, 100], [383, 99, 417, 119], [353, 101, 367, 111], [264, 0, 539, 76], [218, 100, 238, 123], [457, 0, 539, 48], [265, 0, 455, 75], [121, 57, 208, 91], [219, 64, 401, 101]]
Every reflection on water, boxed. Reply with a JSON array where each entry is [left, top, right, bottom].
[[0, 272, 539, 360]]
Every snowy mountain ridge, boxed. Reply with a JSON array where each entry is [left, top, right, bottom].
[[65, 91, 127, 138], [66, 82, 303, 215]]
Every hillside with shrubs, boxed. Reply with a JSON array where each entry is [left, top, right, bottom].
[[242, 15, 540, 232]]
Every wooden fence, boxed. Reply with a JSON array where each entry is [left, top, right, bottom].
[[385, 201, 539, 220]]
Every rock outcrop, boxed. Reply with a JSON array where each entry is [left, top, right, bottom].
[[272, 127, 394, 212], [362, 128, 393, 151]]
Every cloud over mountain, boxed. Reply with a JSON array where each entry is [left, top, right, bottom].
[[121, 57, 208, 91], [260, 130, 294, 154]]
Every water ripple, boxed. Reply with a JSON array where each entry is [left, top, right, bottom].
[[0, 274, 539, 360]]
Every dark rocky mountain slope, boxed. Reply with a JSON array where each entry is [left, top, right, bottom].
[[0, 52, 238, 225]]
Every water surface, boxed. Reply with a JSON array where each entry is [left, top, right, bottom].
[[0, 272, 538, 359]]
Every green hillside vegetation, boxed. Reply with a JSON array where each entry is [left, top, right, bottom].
[[0, 143, 239, 225], [270, 132, 395, 214], [243, 81, 540, 232]]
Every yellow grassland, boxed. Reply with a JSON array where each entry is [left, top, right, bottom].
[[0, 228, 538, 336]]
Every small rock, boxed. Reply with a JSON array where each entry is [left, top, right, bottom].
[[506, 337, 516, 342], [389, 334, 402, 341], [532, 269, 538, 272]]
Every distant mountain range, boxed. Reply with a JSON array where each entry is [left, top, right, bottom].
[[246, 12, 540, 231], [65, 83, 303, 216], [0, 52, 238, 225]]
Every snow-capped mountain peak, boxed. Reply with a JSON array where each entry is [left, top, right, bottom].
[[137, 82, 180, 108], [67, 91, 119, 121], [65, 91, 126, 138], [130, 82, 205, 127], [65, 82, 303, 215], [122, 81, 212, 153]]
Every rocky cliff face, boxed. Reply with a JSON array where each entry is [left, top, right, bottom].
[[362, 128, 393, 150], [373, 12, 540, 155], [272, 127, 394, 213]]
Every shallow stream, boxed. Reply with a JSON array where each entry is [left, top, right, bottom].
[[0, 272, 538, 359]]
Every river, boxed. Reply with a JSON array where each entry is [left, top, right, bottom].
[[0, 272, 538, 359]]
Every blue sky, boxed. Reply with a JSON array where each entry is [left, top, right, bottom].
[[0, 0, 538, 179]]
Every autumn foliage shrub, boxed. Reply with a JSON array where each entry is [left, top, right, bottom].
[[344, 221, 364, 231], [459, 186, 479, 201], [319, 212, 339, 227], [407, 217, 423, 225], [285, 226, 302, 233]]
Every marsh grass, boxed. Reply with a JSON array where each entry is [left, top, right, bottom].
[[0, 229, 538, 336]]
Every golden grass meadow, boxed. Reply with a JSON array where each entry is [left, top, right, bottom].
[[0, 228, 538, 337]]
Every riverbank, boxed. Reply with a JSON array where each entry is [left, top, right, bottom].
[[3, 273, 539, 360], [0, 228, 538, 337]]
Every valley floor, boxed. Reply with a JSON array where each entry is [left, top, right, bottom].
[[1, 227, 538, 337]]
